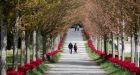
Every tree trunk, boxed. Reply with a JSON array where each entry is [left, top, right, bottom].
[[97, 39, 99, 50], [101, 38, 102, 51], [95, 38, 97, 49], [0, 18, 7, 75], [111, 33, 115, 58], [0, 1, 9, 74], [21, 31, 25, 66], [25, 31, 30, 64], [13, 16, 19, 71], [98, 38, 100, 50], [131, 34, 135, 63], [58, 34, 60, 43], [97, 38, 99, 50], [56, 36, 59, 49], [36, 30, 40, 58], [99, 38, 102, 51], [92, 37, 95, 45], [134, 33, 139, 67], [102, 39, 104, 52], [106, 38, 109, 55], [42, 35, 47, 59], [52, 37, 55, 50], [50, 36, 55, 50], [32, 30, 36, 61], [121, 30, 125, 61], [90, 35, 93, 43], [54, 36, 57, 50], [104, 35, 107, 54], [117, 36, 121, 60]]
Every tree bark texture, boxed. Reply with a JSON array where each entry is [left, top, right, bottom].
[[111, 33, 115, 58], [13, 16, 19, 71], [117, 36, 121, 60], [42, 35, 47, 59], [121, 30, 125, 61], [104, 35, 107, 54], [21, 31, 25, 66], [32, 30, 36, 61], [36, 31, 40, 58], [131, 34, 135, 63], [0, 1, 9, 75], [134, 33, 139, 67], [0, 18, 7, 75], [25, 31, 30, 64]]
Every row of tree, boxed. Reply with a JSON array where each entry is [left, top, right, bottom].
[[0, 0, 81, 75], [81, 0, 140, 67]]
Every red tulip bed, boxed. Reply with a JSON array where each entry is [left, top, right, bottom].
[[46, 35, 64, 57], [7, 35, 65, 75], [45, 36, 64, 62], [46, 50, 61, 57], [57, 35, 65, 50], [7, 58, 43, 75], [88, 39, 140, 75]]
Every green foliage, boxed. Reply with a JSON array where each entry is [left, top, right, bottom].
[[1, 0, 81, 35], [1, 0, 81, 49]]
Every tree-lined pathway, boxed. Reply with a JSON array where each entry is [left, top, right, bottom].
[[45, 28, 107, 75]]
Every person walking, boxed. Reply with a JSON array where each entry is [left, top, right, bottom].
[[68, 42, 73, 54], [77, 25, 80, 31], [74, 25, 77, 31], [74, 43, 78, 53]]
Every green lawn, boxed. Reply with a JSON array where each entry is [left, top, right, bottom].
[[6, 49, 22, 67], [6, 49, 43, 66]]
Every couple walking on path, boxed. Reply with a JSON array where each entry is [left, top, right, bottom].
[[68, 43, 77, 54], [75, 25, 80, 31]]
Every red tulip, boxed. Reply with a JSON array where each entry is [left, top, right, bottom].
[[87, 38, 140, 74]]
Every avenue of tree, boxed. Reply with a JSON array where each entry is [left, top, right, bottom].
[[0, 0, 81, 75], [0, 0, 140, 75], [81, 0, 140, 68]]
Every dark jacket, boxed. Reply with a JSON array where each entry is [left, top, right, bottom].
[[74, 45, 77, 50], [68, 43, 73, 49]]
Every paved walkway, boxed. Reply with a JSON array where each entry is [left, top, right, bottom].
[[45, 28, 107, 75]]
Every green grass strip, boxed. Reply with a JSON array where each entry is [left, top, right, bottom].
[[85, 44, 135, 75], [82, 32, 87, 41], [26, 62, 48, 75], [47, 53, 61, 63]]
